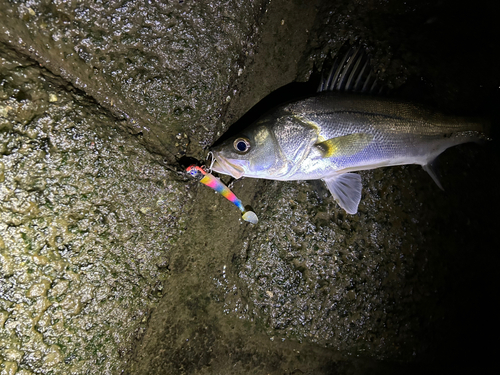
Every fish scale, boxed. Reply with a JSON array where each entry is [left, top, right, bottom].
[[262, 93, 486, 178]]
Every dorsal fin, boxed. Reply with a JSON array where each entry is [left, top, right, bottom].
[[318, 44, 385, 95]]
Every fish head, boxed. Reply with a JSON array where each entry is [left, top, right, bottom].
[[210, 122, 282, 179]]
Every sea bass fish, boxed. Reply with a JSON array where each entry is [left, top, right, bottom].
[[210, 50, 489, 214]]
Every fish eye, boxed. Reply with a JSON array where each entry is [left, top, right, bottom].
[[233, 137, 251, 153]]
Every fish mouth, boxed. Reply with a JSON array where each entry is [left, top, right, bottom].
[[210, 153, 245, 179]]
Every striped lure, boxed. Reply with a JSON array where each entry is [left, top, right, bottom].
[[186, 165, 258, 224]]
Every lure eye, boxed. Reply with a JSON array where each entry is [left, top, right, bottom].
[[233, 137, 251, 153]]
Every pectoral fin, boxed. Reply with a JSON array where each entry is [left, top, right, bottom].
[[323, 173, 362, 214], [316, 133, 373, 158]]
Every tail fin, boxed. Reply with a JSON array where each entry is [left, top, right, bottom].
[[464, 117, 492, 143]]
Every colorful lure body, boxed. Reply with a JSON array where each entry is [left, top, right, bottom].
[[186, 165, 258, 224]]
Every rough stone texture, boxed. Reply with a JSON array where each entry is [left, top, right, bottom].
[[0, 48, 188, 374], [1, 0, 499, 374], [0, 0, 268, 162]]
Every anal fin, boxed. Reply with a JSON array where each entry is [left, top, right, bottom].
[[323, 173, 362, 214], [422, 158, 444, 191]]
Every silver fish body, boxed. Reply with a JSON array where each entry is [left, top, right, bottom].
[[211, 92, 488, 214]]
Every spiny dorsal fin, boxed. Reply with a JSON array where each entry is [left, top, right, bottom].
[[315, 133, 373, 158], [318, 44, 385, 95]]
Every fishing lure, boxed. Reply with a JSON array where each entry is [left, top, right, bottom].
[[186, 165, 258, 224]]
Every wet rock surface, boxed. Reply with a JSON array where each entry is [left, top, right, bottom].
[[0, 47, 189, 373], [1, 0, 499, 374], [0, 0, 269, 162]]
